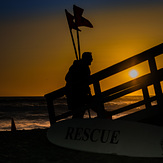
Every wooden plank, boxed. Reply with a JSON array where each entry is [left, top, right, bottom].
[[46, 98, 56, 125], [103, 85, 141, 103], [101, 74, 151, 98], [93, 81, 105, 111], [142, 86, 151, 109], [93, 81, 102, 95]]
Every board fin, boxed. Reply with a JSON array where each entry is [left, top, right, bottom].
[[11, 118, 17, 132]]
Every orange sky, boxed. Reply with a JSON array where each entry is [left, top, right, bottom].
[[0, 2, 163, 96]]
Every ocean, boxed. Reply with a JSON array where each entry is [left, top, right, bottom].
[[0, 96, 148, 131]]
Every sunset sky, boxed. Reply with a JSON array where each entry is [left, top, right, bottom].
[[0, 0, 163, 96]]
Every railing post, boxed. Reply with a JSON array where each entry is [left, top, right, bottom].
[[148, 57, 163, 109], [93, 81, 105, 110], [142, 86, 151, 109], [44, 87, 66, 126], [45, 96, 56, 126]]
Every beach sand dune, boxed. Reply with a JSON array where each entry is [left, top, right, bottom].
[[0, 129, 163, 163]]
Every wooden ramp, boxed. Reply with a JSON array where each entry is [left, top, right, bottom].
[[45, 43, 163, 126]]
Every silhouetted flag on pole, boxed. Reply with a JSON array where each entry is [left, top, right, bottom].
[[65, 9, 79, 30], [65, 9, 79, 60], [73, 5, 93, 28]]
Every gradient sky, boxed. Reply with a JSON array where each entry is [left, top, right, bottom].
[[0, 0, 163, 96]]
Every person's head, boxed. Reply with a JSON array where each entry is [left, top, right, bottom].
[[82, 52, 93, 65]]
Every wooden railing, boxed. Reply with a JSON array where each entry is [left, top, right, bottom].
[[45, 43, 163, 125]]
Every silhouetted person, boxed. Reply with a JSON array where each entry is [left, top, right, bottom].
[[65, 52, 111, 119], [65, 52, 92, 118]]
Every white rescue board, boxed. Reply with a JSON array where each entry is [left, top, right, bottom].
[[47, 119, 163, 157]]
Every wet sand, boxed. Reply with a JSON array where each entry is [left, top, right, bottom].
[[1, 129, 163, 163]]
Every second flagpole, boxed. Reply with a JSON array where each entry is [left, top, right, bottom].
[[76, 30, 81, 60], [70, 28, 78, 60]]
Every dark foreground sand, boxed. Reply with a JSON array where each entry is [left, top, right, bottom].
[[1, 129, 163, 163]]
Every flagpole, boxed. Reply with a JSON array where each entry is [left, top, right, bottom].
[[69, 28, 78, 60], [76, 30, 81, 60], [65, 9, 78, 60]]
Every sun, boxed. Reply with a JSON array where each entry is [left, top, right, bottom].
[[129, 69, 138, 78]]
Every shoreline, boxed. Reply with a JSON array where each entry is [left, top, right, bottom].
[[1, 129, 163, 163]]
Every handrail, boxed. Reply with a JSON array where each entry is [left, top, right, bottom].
[[45, 43, 163, 125]]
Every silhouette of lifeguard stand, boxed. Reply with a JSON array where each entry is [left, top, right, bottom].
[[45, 43, 163, 126]]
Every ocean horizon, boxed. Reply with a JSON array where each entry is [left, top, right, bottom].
[[0, 96, 150, 131]]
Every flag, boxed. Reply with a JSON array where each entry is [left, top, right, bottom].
[[73, 5, 93, 28], [65, 9, 79, 30]]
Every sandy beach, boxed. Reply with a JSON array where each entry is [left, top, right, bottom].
[[0, 129, 163, 163]]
